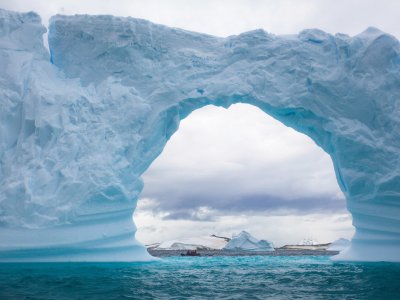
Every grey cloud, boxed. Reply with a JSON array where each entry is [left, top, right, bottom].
[[139, 104, 348, 220], [146, 193, 347, 220], [162, 210, 216, 222]]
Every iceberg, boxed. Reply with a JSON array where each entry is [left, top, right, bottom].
[[224, 231, 274, 251], [0, 9, 400, 261], [155, 235, 229, 250]]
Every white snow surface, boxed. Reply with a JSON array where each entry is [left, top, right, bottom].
[[156, 235, 228, 250], [224, 231, 274, 251], [0, 9, 400, 261]]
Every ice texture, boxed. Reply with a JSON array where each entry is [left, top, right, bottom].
[[0, 9, 399, 261], [224, 231, 274, 251]]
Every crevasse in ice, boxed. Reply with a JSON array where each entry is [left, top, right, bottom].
[[0, 9, 399, 261]]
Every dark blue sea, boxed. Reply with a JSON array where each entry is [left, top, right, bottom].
[[1, 256, 400, 299]]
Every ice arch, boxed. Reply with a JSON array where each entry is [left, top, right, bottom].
[[0, 9, 399, 261]]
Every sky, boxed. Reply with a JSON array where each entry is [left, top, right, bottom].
[[136, 104, 353, 246], [2, 0, 398, 246], [1, 0, 400, 38]]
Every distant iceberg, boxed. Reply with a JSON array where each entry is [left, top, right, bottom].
[[151, 232, 274, 251], [223, 231, 274, 251], [155, 235, 229, 250]]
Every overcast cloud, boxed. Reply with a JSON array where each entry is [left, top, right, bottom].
[[141, 105, 345, 221], [2, 0, 400, 38]]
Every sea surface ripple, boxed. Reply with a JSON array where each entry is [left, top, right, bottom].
[[1, 256, 400, 299]]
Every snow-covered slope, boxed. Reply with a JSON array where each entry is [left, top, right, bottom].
[[0, 9, 400, 261], [224, 231, 274, 251], [155, 235, 229, 250]]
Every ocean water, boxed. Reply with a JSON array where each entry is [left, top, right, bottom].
[[1, 256, 400, 299]]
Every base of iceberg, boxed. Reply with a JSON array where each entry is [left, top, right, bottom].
[[333, 238, 400, 262], [0, 211, 152, 262]]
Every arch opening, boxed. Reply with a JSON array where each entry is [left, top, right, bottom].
[[134, 103, 354, 251]]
